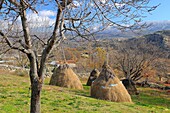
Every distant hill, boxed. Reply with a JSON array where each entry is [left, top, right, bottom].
[[93, 30, 170, 58], [95, 21, 170, 39], [121, 30, 170, 58], [144, 30, 170, 49]]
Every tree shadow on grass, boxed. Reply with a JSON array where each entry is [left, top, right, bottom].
[[69, 84, 92, 98]]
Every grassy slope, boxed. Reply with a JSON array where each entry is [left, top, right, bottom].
[[0, 71, 170, 113]]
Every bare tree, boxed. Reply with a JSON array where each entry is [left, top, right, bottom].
[[111, 39, 163, 94], [0, 0, 158, 113], [154, 59, 169, 82], [113, 40, 161, 82]]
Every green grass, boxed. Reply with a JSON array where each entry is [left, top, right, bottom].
[[0, 72, 170, 113]]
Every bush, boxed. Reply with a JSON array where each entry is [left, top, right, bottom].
[[14, 70, 28, 77]]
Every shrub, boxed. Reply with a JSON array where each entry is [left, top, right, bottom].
[[14, 69, 28, 77]]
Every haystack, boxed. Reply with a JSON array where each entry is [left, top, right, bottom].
[[49, 64, 83, 90], [86, 69, 99, 86], [91, 63, 132, 102]]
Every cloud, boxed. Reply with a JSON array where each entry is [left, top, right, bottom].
[[90, 3, 94, 7], [0, 10, 57, 36], [115, 3, 125, 8], [27, 10, 56, 28], [72, 0, 80, 7], [0, 20, 10, 30], [39, 10, 56, 17], [100, 0, 107, 4]]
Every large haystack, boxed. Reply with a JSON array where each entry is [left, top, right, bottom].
[[86, 69, 99, 86], [91, 64, 132, 102], [49, 64, 83, 90]]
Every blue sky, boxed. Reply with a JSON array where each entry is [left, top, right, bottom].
[[30, 0, 170, 31], [2, 0, 168, 30], [42, 0, 170, 22], [144, 0, 170, 21], [34, 0, 170, 23]]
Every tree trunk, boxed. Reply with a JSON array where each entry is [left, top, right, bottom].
[[30, 78, 42, 113], [159, 76, 162, 82], [27, 52, 42, 113]]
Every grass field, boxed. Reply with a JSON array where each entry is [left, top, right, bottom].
[[0, 70, 170, 113]]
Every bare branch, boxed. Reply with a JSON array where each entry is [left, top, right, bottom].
[[8, 0, 20, 7], [0, 0, 4, 10], [38, 8, 63, 79], [0, 30, 30, 54], [21, 0, 38, 13], [32, 35, 47, 45], [0, 48, 11, 55], [20, 0, 32, 49]]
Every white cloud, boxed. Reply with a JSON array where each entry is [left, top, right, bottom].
[[90, 3, 94, 7], [72, 0, 80, 7], [27, 10, 56, 28], [93, 26, 98, 31], [100, 0, 107, 4], [39, 10, 56, 17], [0, 20, 9, 30], [0, 19, 22, 32], [115, 3, 125, 8]]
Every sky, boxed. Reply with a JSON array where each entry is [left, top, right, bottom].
[[38, 0, 170, 23], [1, 0, 170, 30], [144, 0, 170, 21], [44, 0, 170, 22]]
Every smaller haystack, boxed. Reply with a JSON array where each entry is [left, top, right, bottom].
[[49, 64, 83, 90], [86, 69, 99, 86], [91, 63, 132, 102]]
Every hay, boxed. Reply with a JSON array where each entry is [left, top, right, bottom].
[[91, 64, 132, 102], [86, 69, 99, 86], [49, 64, 83, 90]]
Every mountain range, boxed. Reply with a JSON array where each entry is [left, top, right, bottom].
[[96, 21, 170, 39]]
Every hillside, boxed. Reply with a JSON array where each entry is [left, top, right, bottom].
[[111, 30, 170, 58], [144, 30, 170, 49], [0, 69, 170, 113]]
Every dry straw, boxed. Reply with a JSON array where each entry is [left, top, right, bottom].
[[91, 63, 132, 102], [49, 64, 83, 90]]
